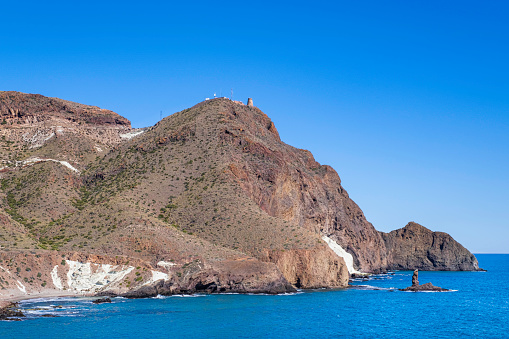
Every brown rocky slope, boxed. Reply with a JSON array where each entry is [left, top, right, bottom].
[[0, 93, 480, 302]]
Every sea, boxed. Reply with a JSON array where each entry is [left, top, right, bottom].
[[1, 254, 507, 338]]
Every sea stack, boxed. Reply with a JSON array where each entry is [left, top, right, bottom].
[[412, 269, 419, 286], [400, 269, 449, 292]]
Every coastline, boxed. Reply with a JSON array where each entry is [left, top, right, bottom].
[[0, 290, 91, 311]]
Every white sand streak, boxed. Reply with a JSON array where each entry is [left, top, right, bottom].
[[16, 280, 27, 294], [51, 265, 64, 290], [20, 157, 80, 173], [322, 235, 361, 274]]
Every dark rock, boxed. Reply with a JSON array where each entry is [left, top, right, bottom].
[[400, 282, 449, 292], [381, 222, 482, 271], [0, 303, 25, 321], [399, 269, 449, 292], [412, 269, 419, 286], [92, 297, 112, 304]]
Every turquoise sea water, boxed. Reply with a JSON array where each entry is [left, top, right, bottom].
[[1, 254, 508, 338]]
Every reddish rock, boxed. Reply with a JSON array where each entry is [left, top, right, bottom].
[[381, 222, 481, 271]]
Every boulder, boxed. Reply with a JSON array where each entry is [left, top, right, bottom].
[[92, 297, 112, 304]]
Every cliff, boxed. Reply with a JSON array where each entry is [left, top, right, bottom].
[[0, 93, 480, 302], [381, 222, 481, 271]]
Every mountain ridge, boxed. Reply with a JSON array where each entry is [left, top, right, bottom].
[[0, 92, 480, 302]]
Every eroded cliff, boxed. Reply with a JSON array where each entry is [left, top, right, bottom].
[[0, 93, 480, 302], [381, 222, 481, 271]]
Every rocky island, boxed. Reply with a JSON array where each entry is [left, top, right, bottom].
[[0, 92, 480, 305], [400, 270, 450, 292]]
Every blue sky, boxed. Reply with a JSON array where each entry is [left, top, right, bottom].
[[1, 1, 508, 253]]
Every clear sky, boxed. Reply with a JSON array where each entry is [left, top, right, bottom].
[[1, 1, 507, 253]]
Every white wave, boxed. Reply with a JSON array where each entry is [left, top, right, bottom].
[[171, 294, 207, 298], [351, 284, 396, 291], [152, 294, 168, 299], [20, 297, 83, 304], [272, 292, 305, 296]]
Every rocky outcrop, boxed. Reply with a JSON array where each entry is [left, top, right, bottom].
[[92, 297, 112, 304], [0, 95, 481, 305], [262, 245, 349, 288], [0, 302, 25, 321], [122, 258, 295, 297], [219, 99, 387, 273], [0, 91, 130, 126], [381, 222, 480, 271], [399, 269, 449, 292], [400, 282, 449, 292], [412, 269, 419, 286], [0, 250, 295, 301]]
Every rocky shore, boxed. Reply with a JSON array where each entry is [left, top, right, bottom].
[[0, 302, 25, 321]]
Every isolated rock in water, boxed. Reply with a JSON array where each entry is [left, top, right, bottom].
[[412, 269, 419, 286], [381, 222, 481, 271], [92, 297, 112, 304], [400, 270, 449, 292], [400, 282, 449, 292]]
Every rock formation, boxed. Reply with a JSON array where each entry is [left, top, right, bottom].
[[92, 297, 112, 304], [0, 303, 25, 321], [381, 222, 481, 271], [400, 269, 449, 292], [412, 269, 419, 286], [0, 93, 480, 302]]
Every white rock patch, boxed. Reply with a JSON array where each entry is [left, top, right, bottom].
[[157, 261, 176, 269], [65, 260, 134, 293], [143, 270, 169, 286], [22, 130, 55, 149], [322, 235, 361, 274], [120, 129, 145, 139], [0, 265, 11, 274], [16, 280, 27, 294], [20, 157, 80, 174], [51, 265, 63, 290]]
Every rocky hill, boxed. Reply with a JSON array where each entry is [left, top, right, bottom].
[[381, 222, 480, 271], [0, 93, 480, 302]]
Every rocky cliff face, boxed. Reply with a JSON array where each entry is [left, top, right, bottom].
[[0, 250, 294, 301], [217, 101, 387, 273], [381, 222, 480, 271], [0, 91, 130, 126], [262, 245, 349, 288], [0, 93, 481, 302]]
